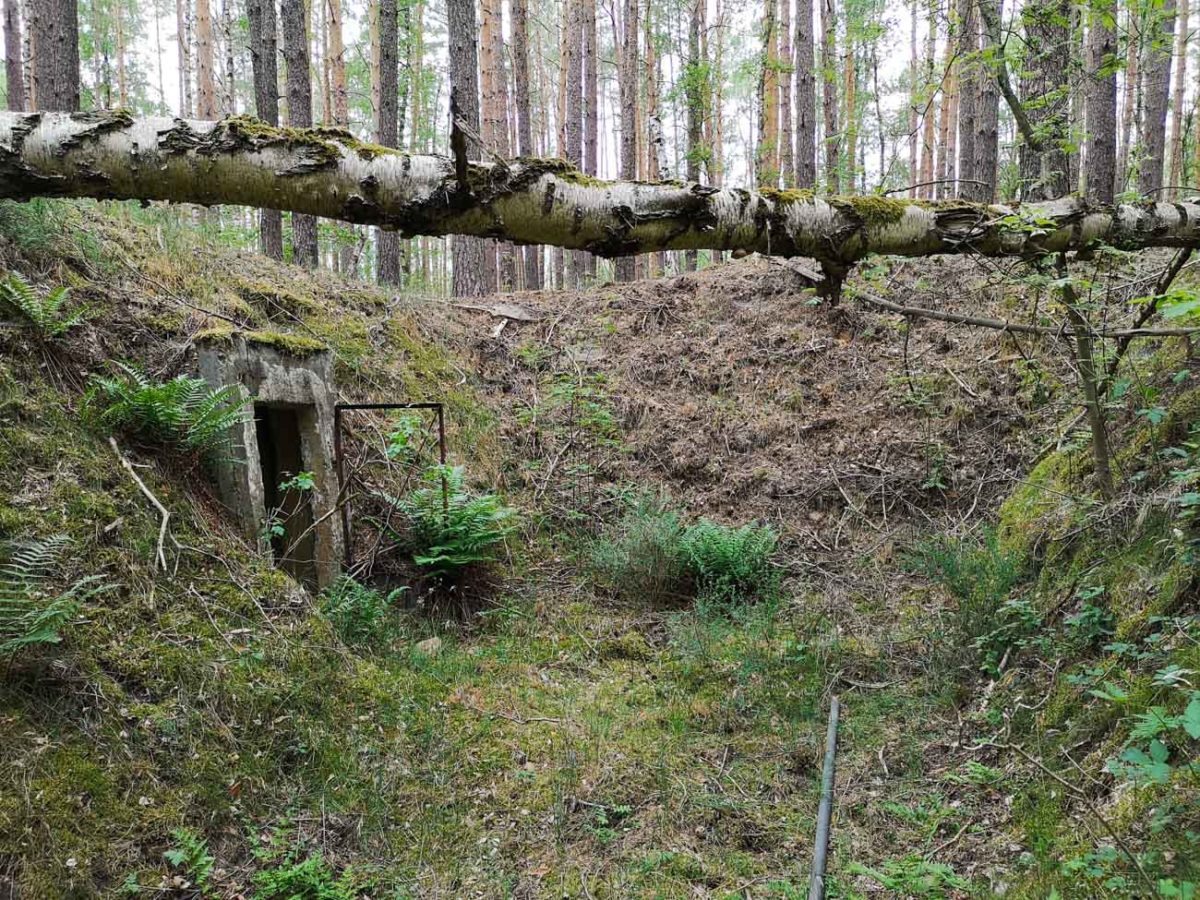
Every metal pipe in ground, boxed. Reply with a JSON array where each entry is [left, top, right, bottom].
[[808, 695, 841, 900]]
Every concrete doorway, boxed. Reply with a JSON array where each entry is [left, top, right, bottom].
[[255, 404, 319, 591]]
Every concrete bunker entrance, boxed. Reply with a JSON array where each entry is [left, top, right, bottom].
[[255, 403, 319, 591], [198, 336, 342, 590]]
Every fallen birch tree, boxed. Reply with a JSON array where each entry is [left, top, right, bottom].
[[4, 111, 1200, 274]]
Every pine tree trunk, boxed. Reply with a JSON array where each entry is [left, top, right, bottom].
[[686, 0, 704, 269], [1169, 0, 1189, 196], [919, 2, 935, 197], [955, 0, 977, 199], [779, 0, 793, 187], [248, 0, 283, 259], [908, 0, 918, 196], [1086, 0, 1118, 203], [328, 0, 348, 125], [972, 12, 998, 202], [820, 0, 838, 192], [281, 0, 318, 266], [176, 0, 192, 115], [115, 0, 127, 107], [196, 0, 217, 118], [27, 0, 78, 111], [512, 0, 540, 288], [615, 0, 638, 282], [376, 0, 400, 285], [794, 0, 816, 189], [447, 0, 488, 296], [1117, 0, 1140, 196], [937, 33, 956, 199], [843, 35, 856, 193], [1139, 0, 1175, 196], [582, 0, 598, 280], [1018, 0, 1070, 199], [4, 0, 25, 110]]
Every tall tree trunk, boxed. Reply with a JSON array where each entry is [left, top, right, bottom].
[[820, 0, 838, 192], [115, 0, 127, 107], [795, 0, 816, 188], [644, 0, 666, 276], [27, 0, 78, 110], [562, 0, 583, 285], [918, 1, 935, 198], [513, 0, 540, 288], [1139, 0, 1176, 196], [4, 0, 25, 110], [582, 0, 598, 279], [1117, 0, 1140, 194], [972, 10, 998, 202], [1018, 0, 1070, 199], [376, 0, 400, 285], [328, 0, 348, 125], [908, 0, 918, 195], [686, 0, 705, 269], [282, 0, 318, 266], [843, 29, 856, 193], [615, 0, 638, 281], [176, 0, 192, 116], [779, 0, 793, 186], [248, 0, 283, 259], [447, 0, 488, 296], [11, 113, 1200, 266], [937, 30, 957, 199], [1085, 0, 1118, 203], [955, 0, 977, 199], [1169, 0, 1189, 196], [196, 0, 217, 118]]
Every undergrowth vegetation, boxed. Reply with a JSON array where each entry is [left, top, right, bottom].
[[86, 362, 252, 455], [590, 495, 780, 607]]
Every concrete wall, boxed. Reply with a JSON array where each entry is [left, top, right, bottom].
[[198, 337, 342, 590]]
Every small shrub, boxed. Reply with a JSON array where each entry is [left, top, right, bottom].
[[592, 498, 780, 606], [389, 465, 516, 576], [87, 362, 252, 455], [590, 495, 689, 603], [320, 575, 406, 645], [906, 530, 1026, 670], [0, 272, 89, 339], [253, 854, 356, 900], [680, 519, 779, 605], [0, 535, 110, 657]]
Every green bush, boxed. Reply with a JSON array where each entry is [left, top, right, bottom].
[[87, 362, 252, 455], [906, 530, 1027, 671], [319, 576, 406, 645], [252, 854, 356, 900], [681, 519, 780, 605], [0, 535, 111, 657], [0, 272, 89, 339], [592, 497, 780, 606], [385, 465, 516, 577], [590, 495, 689, 603]]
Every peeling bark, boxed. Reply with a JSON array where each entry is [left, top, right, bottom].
[[6, 113, 1200, 268]]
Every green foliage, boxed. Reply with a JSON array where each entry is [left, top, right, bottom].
[[846, 855, 969, 896], [592, 496, 779, 607], [319, 576, 406, 645], [0, 272, 89, 339], [163, 828, 215, 895], [388, 465, 516, 576], [590, 495, 689, 604], [0, 535, 110, 656], [906, 530, 1027, 672], [679, 519, 779, 605], [87, 362, 252, 455], [252, 854, 356, 900]]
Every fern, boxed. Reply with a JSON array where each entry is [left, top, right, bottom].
[[320, 576, 406, 645], [0, 272, 89, 338], [88, 362, 251, 455], [0, 536, 110, 656], [379, 465, 516, 576], [678, 520, 780, 606]]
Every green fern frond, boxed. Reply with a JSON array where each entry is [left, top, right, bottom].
[[0, 272, 89, 338]]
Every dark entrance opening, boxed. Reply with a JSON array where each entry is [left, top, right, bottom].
[[255, 403, 318, 590]]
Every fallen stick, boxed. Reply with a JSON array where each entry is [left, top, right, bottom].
[[109, 437, 171, 572]]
